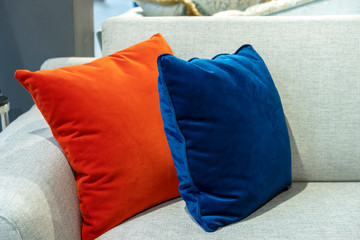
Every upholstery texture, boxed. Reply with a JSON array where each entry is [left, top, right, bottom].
[[40, 57, 98, 70], [0, 106, 81, 240], [0, 216, 21, 240], [102, 16, 360, 181], [98, 182, 360, 239], [15, 34, 180, 240], [157, 45, 291, 231]]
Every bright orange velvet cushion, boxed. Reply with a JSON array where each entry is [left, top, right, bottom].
[[15, 34, 180, 240]]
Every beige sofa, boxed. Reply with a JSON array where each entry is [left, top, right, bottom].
[[0, 15, 359, 239]]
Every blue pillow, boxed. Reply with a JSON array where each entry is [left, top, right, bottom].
[[157, 45, 291, 232]]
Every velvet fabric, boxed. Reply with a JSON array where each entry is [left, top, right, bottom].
[[157, 45, 291, 232], [15, 34, 180, 240]]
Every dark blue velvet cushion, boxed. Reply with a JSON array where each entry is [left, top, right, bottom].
[[157, 45, 291, 232]]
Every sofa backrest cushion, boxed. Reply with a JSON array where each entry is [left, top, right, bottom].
[[101, 16, 360, 181]]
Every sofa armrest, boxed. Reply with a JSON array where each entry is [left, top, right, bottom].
[[0, 57, 96, 239], [0, 106, 81, 239], [40, 57, 98, 70]]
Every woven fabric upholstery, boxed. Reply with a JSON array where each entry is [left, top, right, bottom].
[[40, 57, 98, 70], [98, 182, 360, 239], [0, 216, 21, 240], [0, 106, 81, 240], [102, 15, 360, 181]]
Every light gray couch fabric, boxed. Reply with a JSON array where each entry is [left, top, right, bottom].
[[102, 15, 360, 181], [0, 99, 83, 238], [99, 182, 360, 239], [40, 57, 98, 70], [0, 216, 21, 240]]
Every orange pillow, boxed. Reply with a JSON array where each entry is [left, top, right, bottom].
[[15, 33, 180, 240]]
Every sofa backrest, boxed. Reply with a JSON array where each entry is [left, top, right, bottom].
[[102, 16, 360, 181]]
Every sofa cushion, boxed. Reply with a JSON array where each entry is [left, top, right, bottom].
[[97, 182, 360, 239], [101, 16, 360, 182], [14, 33, 180, 240], [157, 44, 291, 231]]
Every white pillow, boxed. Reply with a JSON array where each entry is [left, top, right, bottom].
[[137, 1, 187, 16]]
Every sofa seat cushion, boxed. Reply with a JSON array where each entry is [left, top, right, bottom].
[[97, 182, 360, 239]]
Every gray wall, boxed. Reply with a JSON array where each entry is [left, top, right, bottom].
[[0, 0, 93, 121]]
